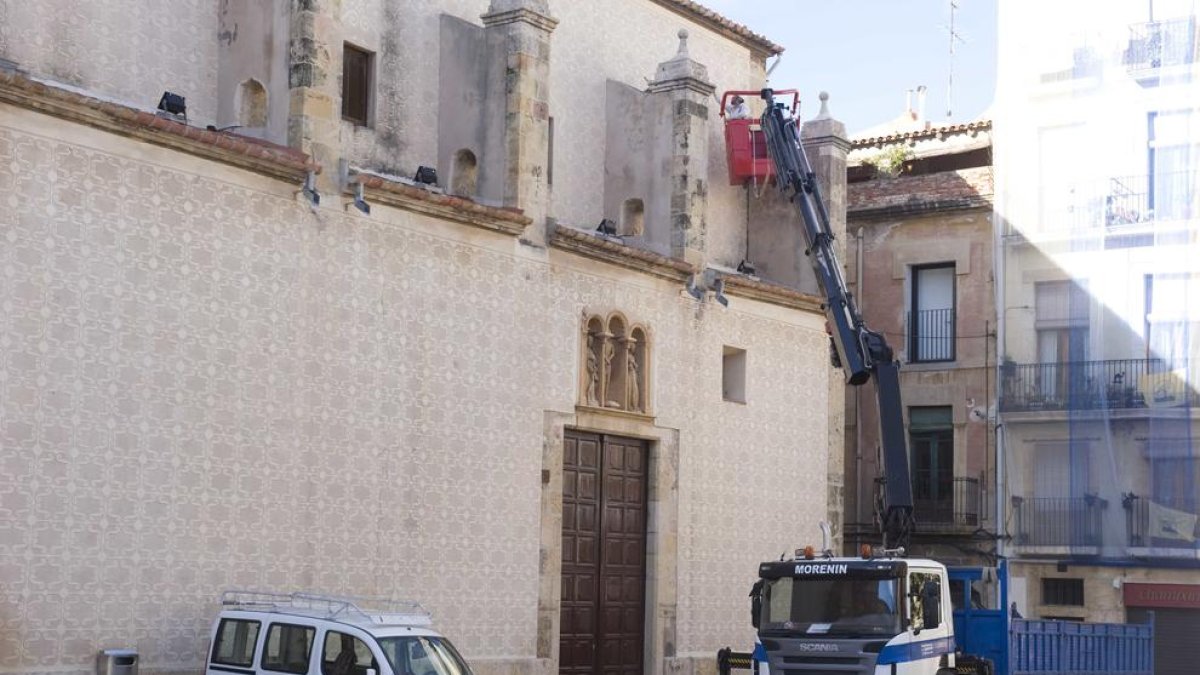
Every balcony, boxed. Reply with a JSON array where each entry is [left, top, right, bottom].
[[1037, 174, 1194, 246], [1123, 17, 1198, 82], [907, 308, 956, 363], [1012, 496, 1105, 554], [874, 476, 982, 534], [1124, 494, 1200, 558], [999, 358, 1195, 413]]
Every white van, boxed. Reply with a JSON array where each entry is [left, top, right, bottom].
[[204, 591, 473, 675]]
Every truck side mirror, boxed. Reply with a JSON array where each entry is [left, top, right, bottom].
[[749, 580, 764, 629], [921, 580, 941, 629]]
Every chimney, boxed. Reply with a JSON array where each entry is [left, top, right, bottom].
[[916, 85, 928, 128], [905, 88, 914, 119]]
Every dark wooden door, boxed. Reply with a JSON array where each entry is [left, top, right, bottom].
[[560, 432, 647, 675]]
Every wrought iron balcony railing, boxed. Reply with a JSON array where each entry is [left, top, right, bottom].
[[1124, 494, 1200, 550], [999, 358, 1194, 412], [1124, 17, 1198, 74], [1012, 496, 1105, 548], [907, 308, 955, 362], [1038, 173, 1195, 240], [874, 476, 981, 532]]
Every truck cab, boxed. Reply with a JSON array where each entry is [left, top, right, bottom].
[[204, 591, 473, 675], [750, 556, 955, 675]]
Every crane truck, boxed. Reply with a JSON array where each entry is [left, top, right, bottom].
[[714, 89, 1157, 675], [721, 88, 984, 675]]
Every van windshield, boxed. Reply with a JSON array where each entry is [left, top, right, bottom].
[[377, 636, 472, 675], [760, 577, 901, 638]]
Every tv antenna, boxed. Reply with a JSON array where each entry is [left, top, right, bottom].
[[943, 0, 967, 119]]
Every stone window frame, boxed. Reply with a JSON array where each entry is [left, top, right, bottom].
[[537, 411, 678, 675]]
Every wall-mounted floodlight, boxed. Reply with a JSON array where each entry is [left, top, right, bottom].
[[713, 277, 729, 307], [595, 219, 618, 237], [685, 275, 704, 300], [352, 182, 370, 215], [414, 166, 439, 185], [736, 259, 757, 276], [301, 171, 320, 207], [157, 91, 187, 120]]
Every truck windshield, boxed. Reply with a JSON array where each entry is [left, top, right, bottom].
[[760, 577, 901, 637], [377, 636, 473, 675]]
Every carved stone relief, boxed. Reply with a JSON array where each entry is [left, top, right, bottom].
[[580, 312, 650, 414]]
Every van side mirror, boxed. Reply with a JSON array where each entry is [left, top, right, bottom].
[[921, 580, 942, 629], [749, 580, 764, 630]]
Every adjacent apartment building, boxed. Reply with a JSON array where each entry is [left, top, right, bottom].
[[843, 106, 998, 572], [0, 1, 851, 674], [995, 1, 1200, 670]]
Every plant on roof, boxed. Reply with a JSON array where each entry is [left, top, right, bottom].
[[863, 144, 913, 178]]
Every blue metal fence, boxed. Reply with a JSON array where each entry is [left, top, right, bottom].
[[1010, 618, 1154, 675]]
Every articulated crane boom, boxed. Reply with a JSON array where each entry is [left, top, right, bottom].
[[758, 89, 914, 550]]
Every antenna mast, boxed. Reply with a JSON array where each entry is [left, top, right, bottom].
[[945, 0, 966, 119]]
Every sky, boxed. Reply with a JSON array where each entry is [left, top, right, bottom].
[[704, 0, 997, 135]]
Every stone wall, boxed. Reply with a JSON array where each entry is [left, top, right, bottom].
[[0, 0, 220, 125], [0, 102, 831, 674], [332, 0, 763, 260], [1010, 562, 1200, 623]]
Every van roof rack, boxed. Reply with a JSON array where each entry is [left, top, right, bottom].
[[221, 590, 432, 627]]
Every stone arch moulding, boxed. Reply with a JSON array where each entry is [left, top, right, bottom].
[[237, 78, 268, 129], [579, 310, 651, 416], [622, 197, 645, 236], [451, 147, 479, 197]]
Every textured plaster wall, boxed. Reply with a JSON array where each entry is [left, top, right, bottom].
[[0, 107, 831, 674], [0, 0, 220, 126]]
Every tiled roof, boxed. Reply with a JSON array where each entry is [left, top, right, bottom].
[[649, 0, 784, 55], [0, 69, 319, 180], [851, 120, 993, 148]]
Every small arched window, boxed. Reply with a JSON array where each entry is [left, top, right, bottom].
[[621, 198, 645, 236], [237, 79, 268, 128], [452, 149, 478, 197]]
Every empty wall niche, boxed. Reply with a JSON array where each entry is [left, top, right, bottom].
[[451, 148, 479, 197], [237, 78, 268, 129], [722, 346, 747, 403], [622, 198, 645, 236]]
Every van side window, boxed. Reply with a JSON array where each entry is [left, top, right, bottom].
[[212, 618, 261, 667], [262, 623, 316, 674], [322, 631, 378, 675]]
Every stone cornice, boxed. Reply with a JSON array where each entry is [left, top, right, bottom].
[[480, 7, 559, 32], [802, 130, 852, 152], [549, 224, 695, 282], [646, 76, 716, 97], [350, 172, 531, 236], [0, 69, 319, 182], [722, 275, 824, 314]]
